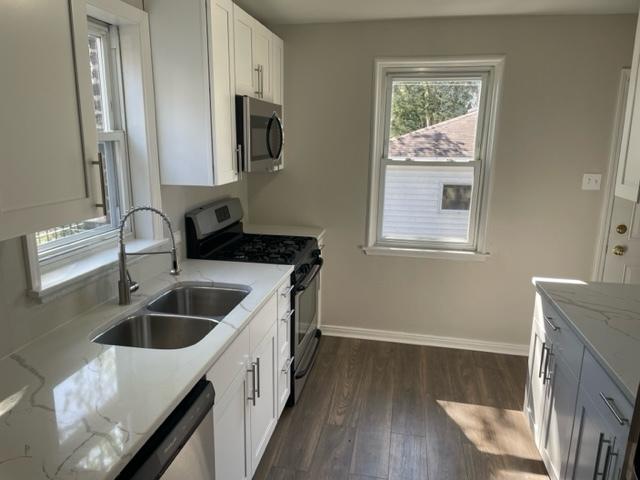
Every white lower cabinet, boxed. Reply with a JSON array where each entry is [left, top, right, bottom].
[[539, 352, 579, 480], [566, 387, 626, 480], [248, 322, 278, 473], [208, 282, 289, 479], [526, 292, 632, 480], [214, 368, 250, 480]]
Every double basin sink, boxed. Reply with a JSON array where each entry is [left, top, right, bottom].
[[92, 282, 250, 350]]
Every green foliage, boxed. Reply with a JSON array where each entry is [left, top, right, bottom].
[[390, 81, 479, 138]]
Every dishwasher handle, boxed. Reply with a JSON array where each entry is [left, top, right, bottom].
[[118, 379, 215, 480]]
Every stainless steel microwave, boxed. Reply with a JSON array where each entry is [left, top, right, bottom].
[[236, 95, 283, 173]]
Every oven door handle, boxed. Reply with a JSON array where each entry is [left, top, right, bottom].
[[295, 259, 323, 293], [295, 333, 321, 379]]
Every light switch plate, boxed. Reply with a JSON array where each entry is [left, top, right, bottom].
[[582, 174, 602, 191]]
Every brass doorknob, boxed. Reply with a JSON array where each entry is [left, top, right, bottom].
[[616, 224, 628, 235], [612, 245, 626, 256]]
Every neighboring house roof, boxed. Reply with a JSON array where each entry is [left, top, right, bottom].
[[388, 110, 477, 159]]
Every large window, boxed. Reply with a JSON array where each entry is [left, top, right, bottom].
[[365, 57, 503, 256], [36, 18, 131, 262]]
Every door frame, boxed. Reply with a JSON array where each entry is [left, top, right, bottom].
[[592, 68, 631, 281]]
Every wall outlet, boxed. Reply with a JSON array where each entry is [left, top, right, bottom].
[[582, 173, 602, 191]]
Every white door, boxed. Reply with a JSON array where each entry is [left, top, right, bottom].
[[271, 35, 284, 105], [253, 24, 272, 101], [526, 308, 549, 448], [566, 388, 624, 480], [214, 368, 250, 480], [0, 0, 101, 241], [249, 322, 277, 476], [602, 197, 640, 283], [540, 353, 580, 480], [209, 0, 238, 185], [233, 5, 255, 97]]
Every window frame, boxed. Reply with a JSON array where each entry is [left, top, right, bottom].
[[35, 17, 133, 267], [24, 0, 165, 300], [365, 56, 504, 258]]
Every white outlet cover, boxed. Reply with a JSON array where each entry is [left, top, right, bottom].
[[582, 173, 602, 191]]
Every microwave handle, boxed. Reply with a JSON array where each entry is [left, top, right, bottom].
[[266, 113, 284, 162]]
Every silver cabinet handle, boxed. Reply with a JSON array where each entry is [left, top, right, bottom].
[[603, 446, 618, 480], [254, 357, 260, 398], [281, 309, 294, 322], [247, 361, 257, 406], [281, 356, 293, 374], [281, 285, 294, 297], [594, 433, 610, 479], [91, 152, 107, 214], [254, 65, 261, 97], [600, 393, 629, 426], [544, 316, 559, 331], [539, 342, 549, 378], [542, 350, 553, 385], [260, 64, 264, 97]]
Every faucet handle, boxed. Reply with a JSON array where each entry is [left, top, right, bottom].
[[127, 270, 140, 293]]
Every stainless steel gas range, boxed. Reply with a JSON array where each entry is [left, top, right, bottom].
[[185, 198, 323, 405]]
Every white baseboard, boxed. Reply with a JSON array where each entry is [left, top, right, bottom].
[[320, 324, 528, 356]]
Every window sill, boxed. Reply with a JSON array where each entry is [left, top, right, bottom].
[[30, 238, 174, 303], [361, 245, 490, 261]]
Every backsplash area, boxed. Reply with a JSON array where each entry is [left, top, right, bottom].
[[0, 181, 248, 360]]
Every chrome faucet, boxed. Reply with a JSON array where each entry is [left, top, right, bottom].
[[118, 206, 180, 305]]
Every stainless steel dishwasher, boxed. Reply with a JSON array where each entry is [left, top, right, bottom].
[[117, 378, 215, 479]]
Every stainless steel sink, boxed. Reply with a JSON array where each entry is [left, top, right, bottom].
[[146, 283, 250, 320], [92, 313, 218, 350]]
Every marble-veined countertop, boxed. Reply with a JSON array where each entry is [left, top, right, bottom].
[[534, 279, 640, 403], [0, 259, 292, 480]]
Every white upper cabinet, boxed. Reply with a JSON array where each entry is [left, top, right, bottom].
[[233, 5, 274, 101], [0, 0, 101, 242], [271, 34, 284, 105], [617, 17, 640, 202], [147, 0, 238, 186]]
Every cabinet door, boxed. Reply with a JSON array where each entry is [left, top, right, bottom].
[[249, 322, 277, 476], [214, 368, 250, 480], [0, 0, 101, 241], [616, 17, 640, 202], [540, 352, 580, 480], [525, 314, 549, 447], [271, 34, 284, 106], [208, 0, 238, 185], [253, 24, 272, 101], [233, 5, 255, 97], [567, 388, 625, 480]]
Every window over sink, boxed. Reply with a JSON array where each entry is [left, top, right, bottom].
[[35, 18, 132, 263], [364, 57, 504, 259]]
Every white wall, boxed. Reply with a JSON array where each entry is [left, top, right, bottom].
[[248, 14, 637, 349]]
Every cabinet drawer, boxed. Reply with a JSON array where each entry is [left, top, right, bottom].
[[207, 326, 250, 399], [580, 349, 633, 438], [250, 293, 278, 352], [541, 298, 584, 377]]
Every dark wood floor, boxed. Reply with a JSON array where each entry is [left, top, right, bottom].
[[254, 336, 548, 480]]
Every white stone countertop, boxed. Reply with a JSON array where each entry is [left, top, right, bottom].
[[534, 279, 640, 403], [0, 259, 292, 480]]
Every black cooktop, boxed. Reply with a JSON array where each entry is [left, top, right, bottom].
[[205, 233, 315, 266]]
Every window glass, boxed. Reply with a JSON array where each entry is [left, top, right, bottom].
[[382, 165, 474, 243], [388, 79, 482, 161]]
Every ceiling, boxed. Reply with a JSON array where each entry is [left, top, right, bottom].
[[234, 0, 638, 25]]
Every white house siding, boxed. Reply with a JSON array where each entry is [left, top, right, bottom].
[[382, 165, 473, 242]]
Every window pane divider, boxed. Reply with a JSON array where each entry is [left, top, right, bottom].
[[382, 158, 481, 168]]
